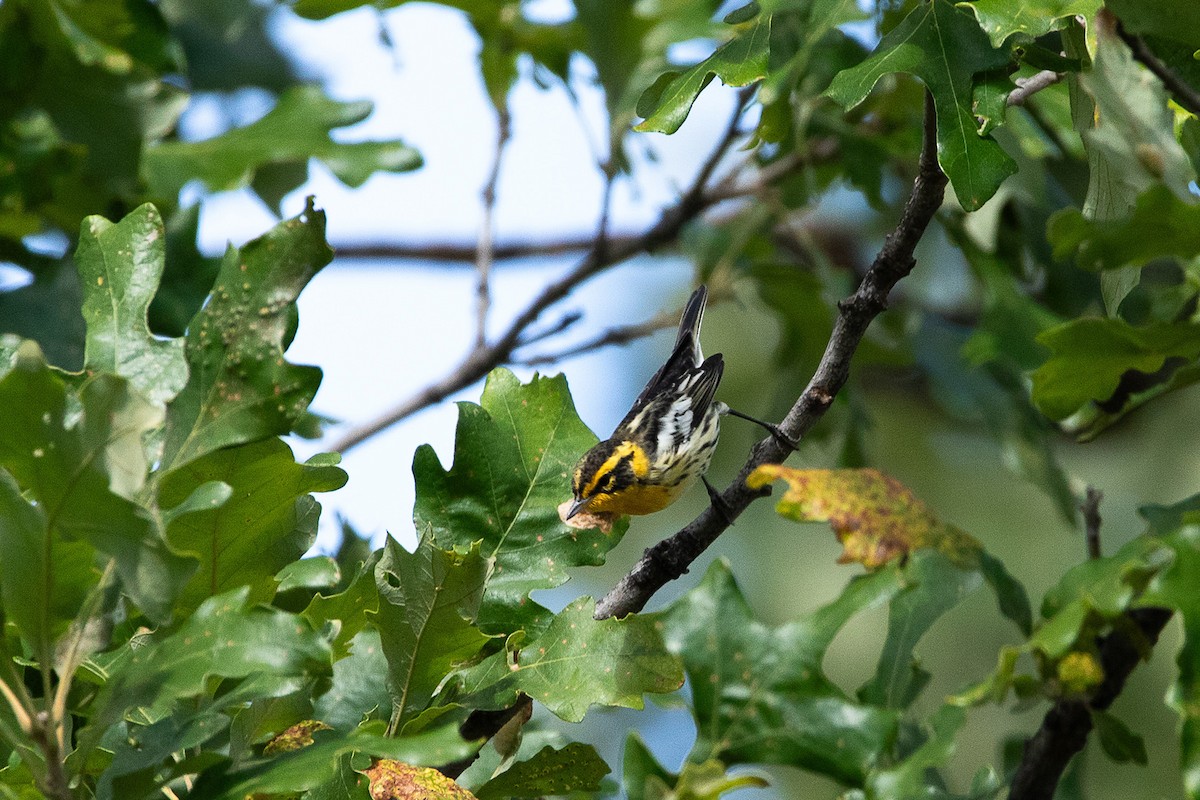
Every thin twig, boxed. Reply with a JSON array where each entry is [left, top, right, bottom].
[[596, 91, 948, 620], [1008, 607, 1172, 800], [475, 105, 512, 348], [328, 94, 759, 455], [516, 309, 679, 366], [1080, 486, 1103, 560], [1116, 20, 1200, 116], [1007, 70, 1064, 106]]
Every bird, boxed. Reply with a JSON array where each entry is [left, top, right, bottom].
[[565, 285, 793, 522]]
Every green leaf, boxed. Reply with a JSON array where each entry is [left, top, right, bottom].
[[0, 344, 194, 624], [413, 368, 628, 635], [1091, 710, 1149, 765], [453, 598, 682, 723], [158, 438, 347, 614], [1047, 185, 1200, 272], [623, 733, 673, 800], [189, 725, 477, 799], [1138, 499, 1200, 795], [635, 16, 771, 134], [276, 556, 340, 594], [961, 0, 1101, 47], [1068, 14, 1197, 314], [76, 204, 187, 407], [866, 705, 967, 798], [99, 710, 229, 800], [372, 536, 490, 731], [313, 628, 393, 731], [0, 469, 94, 662], [656, 559, 903, 785], [475, 743, 610, 799], [159, 199, 333, 472], [860, 551, 984, 709], [825, 0, 1016, 210], [302, 551, 381, 659], [143, 85, 421, 204], [81, 587, 332, 763], [1030, 318, 1200, 421], [621, 735, 769, 800], [1105, 0, 1200, 51]]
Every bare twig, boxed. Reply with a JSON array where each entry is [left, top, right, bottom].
[[328, 94, 760, 455], [596, 92, 948, 620], [516, 308, 679, 366], [475, 105, 512, 348], [1080, 486, 1103, 560], [1007, 70, 1064, 106], [1116, 20, 1200, 116], [1008, 607, 1172, 800]]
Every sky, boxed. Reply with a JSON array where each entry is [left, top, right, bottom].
[[188, 2, 744, 551]]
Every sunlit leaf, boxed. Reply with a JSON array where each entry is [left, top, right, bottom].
[[373, 537, 490, 731], [452, 598, 682, 723], [76, 204, 187, 406], [158, 438, 347, 614], [191, 725, 476, 798], [160, 199, 332, 472], [825, 0, 1016, 210], [635, 16, 770, 134], [413, 369, 628, 635], [0, 344, 194, 625], [1067, 13, 1196, 314], [961, 0, 1100, 47]]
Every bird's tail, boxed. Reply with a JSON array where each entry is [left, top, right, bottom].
[[674, 285, 708, 365]]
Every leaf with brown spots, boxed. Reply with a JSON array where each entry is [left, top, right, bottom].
[[365, 760, 476, 800], [264, 720, 332, 754], [160, 198, 333, 473], [414, 369, 628, 636], [746, 465, 982, 569], [450, 598, 682, 723]]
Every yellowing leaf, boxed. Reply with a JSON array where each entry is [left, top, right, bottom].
[[364, 760, 476, 800], [746, 466, 981, 568]]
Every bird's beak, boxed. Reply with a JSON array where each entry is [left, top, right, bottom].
[[565, 497, 588, 520]]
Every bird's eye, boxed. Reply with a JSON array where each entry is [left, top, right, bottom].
[[603, 474, 617, 492]]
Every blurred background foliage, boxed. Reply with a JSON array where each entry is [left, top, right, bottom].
[[2, 0, 1200, 797]]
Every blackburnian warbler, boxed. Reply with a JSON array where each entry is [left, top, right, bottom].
[[565, 285, 791, 521]]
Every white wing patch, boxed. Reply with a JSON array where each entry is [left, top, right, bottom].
[[656, 395, 695, 461]]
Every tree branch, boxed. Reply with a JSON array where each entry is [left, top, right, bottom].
[[1008, 607, 1172, 800], [474, 105, 512, 348], [1080, 486, 1103, 560], [1116, 20, 1200, 116], [596, 91, 948, 620], [515, 308, 678, 367], [328, 95, 760, 455], [1007, 70, 1063, 107]]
